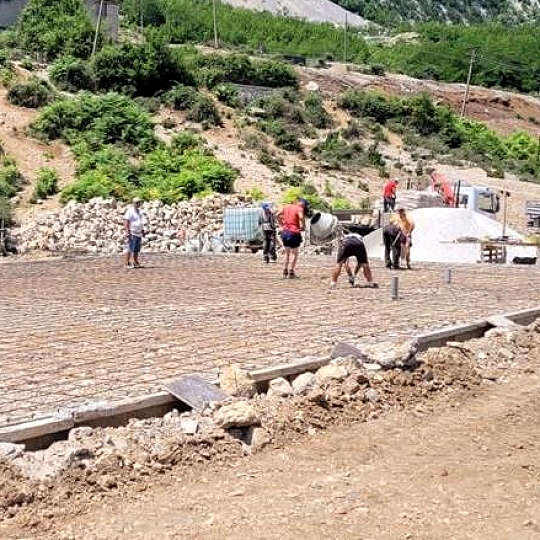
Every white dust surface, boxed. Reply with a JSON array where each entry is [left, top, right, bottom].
[[363, 208, 537, 264]]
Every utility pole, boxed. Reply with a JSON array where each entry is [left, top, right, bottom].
[[140, 0, 144, 43], [460, 48, 476, 117], [213, 0, 219, 49], [92, 0, 105, 57], [343, 11, 348, 63]]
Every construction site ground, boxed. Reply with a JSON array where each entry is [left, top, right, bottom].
[[1, 316, 539, 539], [1, 252, 539, 428]]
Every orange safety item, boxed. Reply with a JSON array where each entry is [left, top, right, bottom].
[[429, 171, 455, 207]]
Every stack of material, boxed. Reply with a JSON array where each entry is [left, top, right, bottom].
[[364, 207, 537, 264], [373, 190, 444, 212]]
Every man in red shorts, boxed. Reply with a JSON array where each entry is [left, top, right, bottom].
[[330, 232, 378, 289], [277, 197, 308, 278]]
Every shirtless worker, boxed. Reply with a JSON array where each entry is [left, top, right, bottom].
[[277, 197, 308, 279], [330, 232, 378, 289], [390, 207, 415, 269]]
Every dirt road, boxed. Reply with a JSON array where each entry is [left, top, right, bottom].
[[8, 361, 538, 540]]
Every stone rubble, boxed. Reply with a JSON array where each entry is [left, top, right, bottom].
[[15, 194, 250, 255]]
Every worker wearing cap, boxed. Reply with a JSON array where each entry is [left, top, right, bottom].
[[259, 202, 277, 263], [390, 207, 415, 269], [123, 197, 147, 269], [383, 179, 399, 212], [277, 197, 307, 278], [330, 232, 378, 289]]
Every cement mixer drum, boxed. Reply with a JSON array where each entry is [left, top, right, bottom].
[[309, 212, 339, 242]]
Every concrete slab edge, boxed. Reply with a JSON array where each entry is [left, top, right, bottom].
[[2, 305, 539, 446]]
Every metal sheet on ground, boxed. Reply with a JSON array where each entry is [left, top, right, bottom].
[[164, 376, 229, 412]]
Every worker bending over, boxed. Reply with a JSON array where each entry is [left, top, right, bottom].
[[330, 233, 378, 289], [390, 207, 415, 269]]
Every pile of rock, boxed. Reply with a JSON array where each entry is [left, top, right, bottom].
[[15, 195, 249, 255]]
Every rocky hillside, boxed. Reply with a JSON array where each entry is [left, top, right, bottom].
[[217, 0, 540, 25], [221, 0, 368, 27]]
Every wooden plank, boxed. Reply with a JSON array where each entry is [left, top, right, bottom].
[[73, 392, 175, 423], [0, 417, 74, 444], [249, 357, 329, 382], [164, 375, 229, 412]]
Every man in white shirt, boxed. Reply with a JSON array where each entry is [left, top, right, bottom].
[[124, 197, 146, 268]]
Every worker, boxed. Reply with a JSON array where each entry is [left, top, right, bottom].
[[390, 207, 415, 269], [124, 197, 146, 269], [330, 233, 378, 289], [259, 202, 277, 263], [383, 223, 402, 269], [277, 197, 308, 279], [383, 178, 399, 212]]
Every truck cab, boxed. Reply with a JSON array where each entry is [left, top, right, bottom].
[[456, 186, 500, 219]]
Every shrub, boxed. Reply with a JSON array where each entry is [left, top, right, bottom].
[[303, 92, 332, 129], [258, 149, 283, 171], [247, 186, 265, 201], [332, 197, 353, 210], [91, 42, 195, 97], [214, 83, 240, 107], [50, 55, 93, 92], [17, 0, 96, 60], [281, 186, 328, 211], [311, 132, 364, 168], [7, 76, 54, 108], [185, 95, 221, 126], [260, 120, 302, 152], [0, 161, 24, 199], [32, 167, 59, 201], [338, 90, 400, 123], [31, 93, 157, 152], [164, 85, 199, 110], [61, 170, 134, 203]]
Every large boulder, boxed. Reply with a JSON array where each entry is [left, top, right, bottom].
[[267, 377, 293, 398], [219, 364, 257, 398], [315, 364, 348, 385], [292, 372, 317, 395], [214, 401, 261, 429]]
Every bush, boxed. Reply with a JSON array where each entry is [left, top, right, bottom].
[[31, 93, 157, 152], [164, 85, 199, 110], [247, 186, 265, 201], [61, 170, 134, 203], [303, 92, 332, 129], [311, 132, 364, 168], [281, 186, 328, 211], [17, 0, 96, 60], [0, 161, 24, 199], [7, 76, 54, 108], [214, 83, 240, 107], [91, 42, 195, 97], [258, 149, 283, 171], [338, 90, 400, 124], [185, 95, 221, 126], [31, 167, 59, 201], [332, 197, 353, 210], [260, 120, 302, 152], [50, 55, 93, 92]]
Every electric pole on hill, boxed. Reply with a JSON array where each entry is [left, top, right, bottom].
[[213, 0, 219, 49], [91, 0, 105, 56], [343, 11, 348, 63], [461, 48, 477, 117]]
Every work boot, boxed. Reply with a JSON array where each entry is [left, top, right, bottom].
[[288, 270, 298, 279], [264, 256, 269, 263], [283, 268, 289, 278]]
